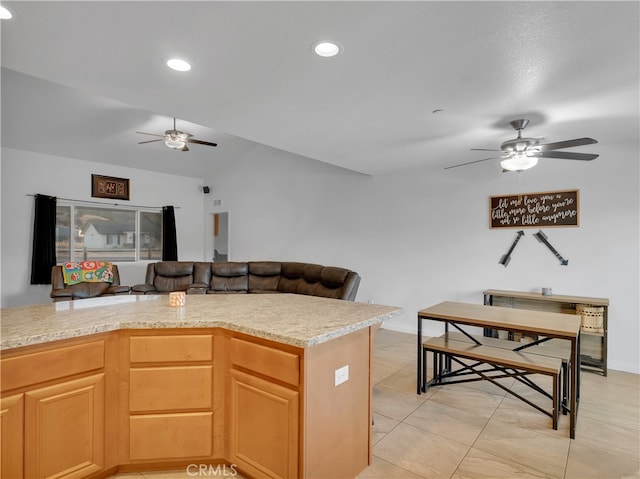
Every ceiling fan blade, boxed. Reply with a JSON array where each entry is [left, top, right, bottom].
[[539, 137, 597, 151], [136, 131, 165, 138], [138, 139, 164, 144], [187, 138, 218, 147], [445, 157, 499, 170], [470, 148, 502, 152], [536, 151, 599, 161]]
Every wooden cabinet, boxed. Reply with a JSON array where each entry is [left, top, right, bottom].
[[25, 374, 105, 479], [229, 369, 299, 479], [227, 338, 300, 479], [2, 325, 378, 479], [484, 289, 609, 375], [1, 394, 24, 479], [124, 332, 215, 464], [0, 336, 115, 479]]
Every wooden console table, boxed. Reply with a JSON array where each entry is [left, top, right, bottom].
[[483, 289, 609, 376]]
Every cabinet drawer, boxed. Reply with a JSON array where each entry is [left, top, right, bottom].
[[130, 334, 213, 363], [130, 412, 213, 460], [129, 366, 213, 411], [1, 340, 104, 392], [230, 338, 299, 386]]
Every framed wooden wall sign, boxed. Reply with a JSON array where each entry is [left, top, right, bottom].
[[490, 189, 579, 228], [91, 174, 130, 201]]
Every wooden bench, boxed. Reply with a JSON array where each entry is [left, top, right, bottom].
[[422, 335, 563, 429], [445, 331, 572, 415]]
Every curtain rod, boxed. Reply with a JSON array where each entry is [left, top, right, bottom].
[[26, 194, 180, 210]]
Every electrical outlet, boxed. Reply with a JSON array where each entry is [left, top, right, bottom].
[[335, 365, 349, 386]]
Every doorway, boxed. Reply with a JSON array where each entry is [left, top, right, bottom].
[[212, 212, 229, 262]]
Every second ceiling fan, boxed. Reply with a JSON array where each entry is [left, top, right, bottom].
[[446, 119, 598, 172], [137, 118, 217, 152]]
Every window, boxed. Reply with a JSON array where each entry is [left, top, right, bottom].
[[55, 203, 162, 262]]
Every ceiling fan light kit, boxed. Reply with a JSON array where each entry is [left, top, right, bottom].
[[164, 138, 186, 150], [446, 118, 598, 171], [500, 154, 539, 172]]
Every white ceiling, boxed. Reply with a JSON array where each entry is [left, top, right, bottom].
[[2, 1, 638, 178]]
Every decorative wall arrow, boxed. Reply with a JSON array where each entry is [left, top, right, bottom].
[[499, 230, 524, 267], [534, 230, 569, 265]]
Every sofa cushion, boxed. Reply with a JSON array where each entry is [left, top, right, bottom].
[[248, 261, 282, 293], [154, 275, 192, 292], [277, 262, 308, 294], [279, 263, 337, 296], [150, 261, 195, 292], [66, 282, 112, 299], [249, 261, 282, 276], [212, 262, 248, 277], [277, 262, 356, 299], [209, 262, 249, 293], [192, 262, 212, 286], [320, 267, 350, 287], [154, 261, 194, 277]]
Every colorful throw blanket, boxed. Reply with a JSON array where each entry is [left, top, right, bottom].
[[62, 261, 114, 285]]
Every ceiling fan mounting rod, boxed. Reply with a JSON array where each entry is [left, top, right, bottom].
[[510, 119, 529, 138]]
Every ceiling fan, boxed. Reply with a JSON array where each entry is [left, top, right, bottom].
[[136, 118, 217, 152], [445, 119, 598, 171]]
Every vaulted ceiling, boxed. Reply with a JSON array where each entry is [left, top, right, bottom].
[[2, 1, 638, 178]]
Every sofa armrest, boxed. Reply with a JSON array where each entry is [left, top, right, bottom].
[[131, 284, 157, 294]]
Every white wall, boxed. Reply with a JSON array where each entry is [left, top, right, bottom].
[[1, 147, 206, 307], [2, 139, 638, 374], [205, 141, 639, 374]]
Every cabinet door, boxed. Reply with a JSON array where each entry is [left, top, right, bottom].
[[228, 369, 299, 479], [1, 393, 24, 479], [25, 374, 105, 479]]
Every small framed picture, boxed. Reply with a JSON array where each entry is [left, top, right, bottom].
[[91, 174, 130, 201]]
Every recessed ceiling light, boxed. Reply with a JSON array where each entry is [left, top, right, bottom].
[[313, 41, 341, 58], [0, 5, 13, 19], [167, 58, 191, 72]]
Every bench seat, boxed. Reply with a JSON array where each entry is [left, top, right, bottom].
[[422, 335, 563, 429], [444, 331, 571, 415], [423, 336, 562, 374]]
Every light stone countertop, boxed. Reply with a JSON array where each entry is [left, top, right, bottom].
[[0, 294, 401, 350]]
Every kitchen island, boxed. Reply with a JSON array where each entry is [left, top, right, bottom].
[[1, 294, 400, 479]]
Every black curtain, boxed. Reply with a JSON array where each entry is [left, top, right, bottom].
[[30, 194, 57, 284], [162, 206, 178, 261]]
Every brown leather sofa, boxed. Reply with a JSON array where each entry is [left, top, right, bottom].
[[50, 264, 131, 301], [132, 261, 361, 301]]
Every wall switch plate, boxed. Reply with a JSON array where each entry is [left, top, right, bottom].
[[335, 365, 349, 386]]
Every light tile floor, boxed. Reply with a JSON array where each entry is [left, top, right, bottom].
[[109, 329, 640, 479]]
